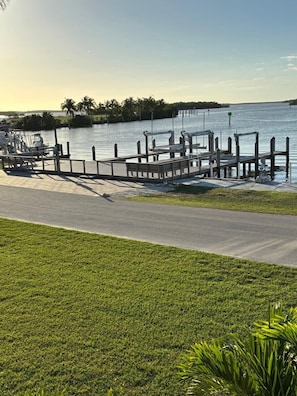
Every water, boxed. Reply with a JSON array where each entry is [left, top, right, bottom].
[[39, 101, 297, 182]]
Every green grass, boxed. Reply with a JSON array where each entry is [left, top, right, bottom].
[[55, 114, 107, 125], [132, 185, 297, 215], [1, 218, 297, 395]]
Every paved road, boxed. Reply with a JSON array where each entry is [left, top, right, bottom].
[[0, 185, 297, 266]]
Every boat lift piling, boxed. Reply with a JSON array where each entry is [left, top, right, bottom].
[[234, 132, 259, 179], [143, 130, 176, 162]]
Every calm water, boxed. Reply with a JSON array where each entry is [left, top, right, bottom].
[[40, 101, 297, 182]]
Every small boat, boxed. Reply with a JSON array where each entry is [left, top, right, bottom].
[[24, 132, 49, 156], [0, 130, 49, 156]]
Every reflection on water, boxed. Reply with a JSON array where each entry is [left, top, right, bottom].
[[40, 102, 297, 182]]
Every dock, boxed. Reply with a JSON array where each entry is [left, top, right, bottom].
[[0, 130, 290, 183]]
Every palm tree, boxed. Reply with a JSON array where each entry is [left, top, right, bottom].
[[77, 96, 96, 115], [179, 304, 297, 395], [0, 0, 9, 10], [61, 98, 77, 117]]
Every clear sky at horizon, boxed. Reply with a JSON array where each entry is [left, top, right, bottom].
[[1, 0, 297, 111]]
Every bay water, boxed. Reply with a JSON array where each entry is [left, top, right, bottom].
[[39, 101, 297, 182]]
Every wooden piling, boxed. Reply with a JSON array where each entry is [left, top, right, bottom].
[[242, 162, 246, 178], [137, 141, 141, 163], [228, 137, 232, 154], [180, 136, 185, 157], [216, 149, 221, 178], [235, 137, 240, 178], [189, 136, 193, 156], [270, 137, 275, 180], [92, 145, 96, 161], [54, 128, 58, 146], [286, 137, 290, 180], [208, 132, 214, 153], [254, 133, 259, 179], [215, 137, 219, 150], [144, 132, 149, 162], [169, 136, 174, 159], [59, 144, 63, 157], [54, 128, 60, 173]]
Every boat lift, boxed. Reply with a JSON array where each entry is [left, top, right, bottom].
[[181, 130, 214, 156], [143, 130, 184, 160]]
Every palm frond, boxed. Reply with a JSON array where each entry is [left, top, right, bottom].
[[0, 0, 9, 10], [178, 340, 256, 396], [245, 335, 297, 396], [256, 305, 297, 355], [179, 329, 297, 396]]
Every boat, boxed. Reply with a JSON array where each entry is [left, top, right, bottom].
[[0, 130, 49, 156], [24, 132, 49, 156]]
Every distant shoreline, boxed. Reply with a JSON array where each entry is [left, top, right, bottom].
[[0, 100, 291, 115]]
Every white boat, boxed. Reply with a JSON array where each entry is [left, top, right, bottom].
[[24, 132, 49, 156], [0, 130, 49, 156]]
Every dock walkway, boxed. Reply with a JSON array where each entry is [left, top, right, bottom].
[[0, 133, 290, 183]]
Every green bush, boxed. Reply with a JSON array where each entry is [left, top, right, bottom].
[[69, 114, 92, 128]]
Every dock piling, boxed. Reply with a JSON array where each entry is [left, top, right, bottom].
[[286, 137, 290, 180], [254, 133, 259, 179], [270, 137, 275, 180], [137, 141, 141, 163]]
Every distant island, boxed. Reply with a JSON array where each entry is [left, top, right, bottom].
[[172, 101, 229, 110], [288, 99, 297, 106]]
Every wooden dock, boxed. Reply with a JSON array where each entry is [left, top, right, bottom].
[[0, 132, 290, 183]]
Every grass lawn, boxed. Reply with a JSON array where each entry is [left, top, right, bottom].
[[0, 217, 297, 395], [131, 185, 297, 215], [55, 114, 107, 125]]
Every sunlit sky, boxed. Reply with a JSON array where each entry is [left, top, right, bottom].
[[1, 0, 297, 111]]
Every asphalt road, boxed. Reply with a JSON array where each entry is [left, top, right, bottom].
[[1, 185, 297, 266]]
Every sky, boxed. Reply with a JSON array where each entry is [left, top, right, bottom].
[[1, 0, 297, 111]]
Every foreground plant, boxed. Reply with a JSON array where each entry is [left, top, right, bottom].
[[178, 304, 297, 395], [0, 0, 9, 11]]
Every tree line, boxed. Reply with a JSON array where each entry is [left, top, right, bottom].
[[289, 99, 297, 106], [60, 95, 179, 126], [60, 96, 228, 120], [12, 112, 57, 131], [173, 100, 229, 110], [58, 96, 228, 128], [6, 96, 228, 130]]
